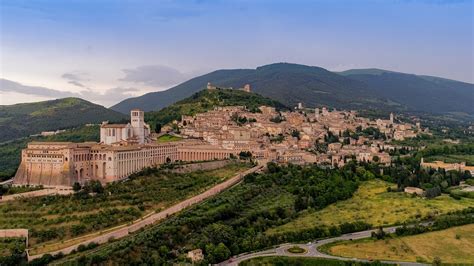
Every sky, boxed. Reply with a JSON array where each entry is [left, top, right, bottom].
[[0, 0, 473, 107]]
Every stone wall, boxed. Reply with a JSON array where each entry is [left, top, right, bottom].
[[0, 229, 28, 238]]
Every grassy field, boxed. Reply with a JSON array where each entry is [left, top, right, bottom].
[[0, 162, 250, 249], [268, 179, 474, 235], [239, 256, 385, 266], [156, 134, 183, 143], [325, 224, 474, 264]]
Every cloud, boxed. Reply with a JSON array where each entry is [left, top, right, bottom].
[[62, 71, 90, 88], [87, 87, 140, 102], [120, 65, 190, 88], [68, 80, 85, 88], [0, 78, 140, 107], [62, 73, 84, 81], [0, 78, 80, 98]]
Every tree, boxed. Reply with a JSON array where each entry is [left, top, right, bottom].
[[432, 256, 442, 266], [213, 243, 231, 263], [84, 180, 104, 194], [72, 182, 82, 192], [155, 123, 162, 133], [291, 130, 301, 140]]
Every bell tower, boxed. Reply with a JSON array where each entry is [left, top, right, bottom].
[[131, 109, 145, 144]]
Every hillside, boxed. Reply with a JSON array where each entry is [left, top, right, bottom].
[[112, 63, 474, 118], [0, 98, 126, 143], [339, 69, 474, 115], [111, 63, 394, 114], [145, 88, 288, 130]]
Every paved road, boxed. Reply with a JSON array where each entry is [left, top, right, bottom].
[[219, 226, 429, 266], [27, 165, 263, 261]]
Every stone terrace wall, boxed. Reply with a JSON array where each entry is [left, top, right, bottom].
[[0, 229, 28, 238]]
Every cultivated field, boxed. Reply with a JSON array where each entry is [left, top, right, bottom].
[[268, 179, 474, 235], [0, 162, 250, 249], [325, 224, 474, 264]]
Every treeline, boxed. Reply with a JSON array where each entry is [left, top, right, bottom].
[[58, 162, 384, 265], [382, 154, 472, 198], [395, 207, 474, 236], [418, 143, 474, 163]]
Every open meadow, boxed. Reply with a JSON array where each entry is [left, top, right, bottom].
[[268, 179, 474, 235], [325, 224, 474, 264], [0, 162, 250, 250]]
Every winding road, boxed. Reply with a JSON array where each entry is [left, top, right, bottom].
[[219, 226, 429, 266]]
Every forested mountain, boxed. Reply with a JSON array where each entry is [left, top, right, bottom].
[[145, 88, 288, 131], [112, 63, 393, 114], [111, 63, 473, 118], [0, 98, 126, 142], [339, 69, 474, 115]]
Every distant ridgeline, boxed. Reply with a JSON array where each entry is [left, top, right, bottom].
[[0, 98, 126, 143], [145, 88, 288, 131], [111, 63, 474, 120]]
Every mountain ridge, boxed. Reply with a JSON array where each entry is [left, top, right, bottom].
[[0, 97, 126, 143], [111, 63, 473, 117]]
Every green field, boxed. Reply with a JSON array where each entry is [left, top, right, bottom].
[[239, 256, 385, 266], [268, 179, 474, 235], [156, 134, 183, 143], [0, 162, 250, 250], [325, 224, 474, 264]]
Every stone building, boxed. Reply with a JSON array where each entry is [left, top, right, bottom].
[[100, 109, 151, 145]]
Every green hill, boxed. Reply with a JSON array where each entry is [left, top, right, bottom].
[[145, 88, 288, 130], [339, 69, 474, 115], [0, 97, 126, 143], [111, 63, 473, 118]]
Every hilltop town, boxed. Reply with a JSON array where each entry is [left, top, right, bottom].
[[12, 85, 427, 188]]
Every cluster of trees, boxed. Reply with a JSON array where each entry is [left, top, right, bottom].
[[291, 130, 301, 140], [231, 114, 257, 125], [382, 157, 472, 198], [64, 162, 385, 265], [269, 115, 285, 123]]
